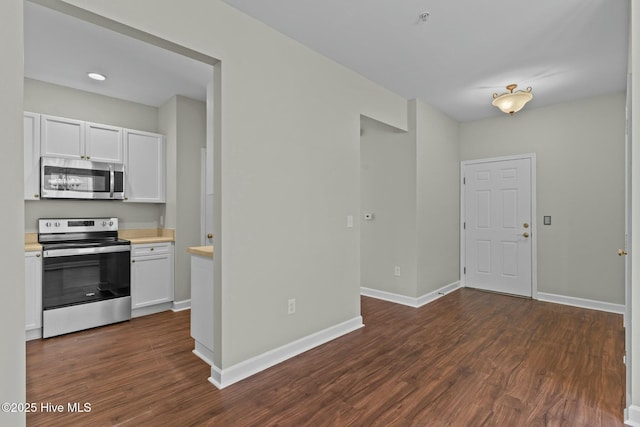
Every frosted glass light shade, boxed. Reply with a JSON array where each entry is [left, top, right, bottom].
[[492, 84, 533, 115]]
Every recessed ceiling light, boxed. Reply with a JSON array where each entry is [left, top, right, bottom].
[[87, 72, 107, 81]]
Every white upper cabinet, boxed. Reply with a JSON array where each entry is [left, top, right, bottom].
[[41, 115, 124, 163], [124, 129, 165, 203], [85, 122, 124, 163], [41, 115, 85, 159], [24, 112, 41, 200]]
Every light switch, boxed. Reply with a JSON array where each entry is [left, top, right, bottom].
[[543, 216, 551, 225], [347, 215, 354, 228]]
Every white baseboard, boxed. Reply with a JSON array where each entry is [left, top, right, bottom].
[[132, 302, 173, 318], [172, 299, 191, 312], [537, 292, 625, 314], [208, 316, 364, 389], [26, 328, 41, 341], [626, 405, 640, 426], [193, 341, 214, 366], [416, 281, 462, 307], [361, 281, 461, 308]]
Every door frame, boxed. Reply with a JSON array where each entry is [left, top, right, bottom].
[[460, 153, 538, 298]]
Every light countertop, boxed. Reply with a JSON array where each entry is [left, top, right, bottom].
[[24, 228, 175, 251], [119, 228, 175, 245], [24, 233, 41, 252], [187, 246, 214, 258]]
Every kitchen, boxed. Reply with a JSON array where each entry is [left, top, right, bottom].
[[22, 2, 213, 342]]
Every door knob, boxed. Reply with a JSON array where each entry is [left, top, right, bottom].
[[522, 232, 529, 238], [207, 233, 213, 239], [523, 223, 529, 228], [618, 249, 628, 256]]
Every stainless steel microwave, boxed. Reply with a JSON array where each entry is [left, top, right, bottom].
[[40, 157, 125, 200]]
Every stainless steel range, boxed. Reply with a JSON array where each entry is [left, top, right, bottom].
[[38, 218, 131, 338]]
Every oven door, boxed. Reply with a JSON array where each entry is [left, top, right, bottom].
[[42, 245, 130, 310]]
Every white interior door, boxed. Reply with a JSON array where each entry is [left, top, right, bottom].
[[463, 156, 534, 297]]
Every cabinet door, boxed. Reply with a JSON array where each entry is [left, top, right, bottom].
[[125, 130, 165, 203], [131, 252, 173, 309], [24, 113, 41, 200], [25, 252, 42, 332], [85, 122, 123, 163], [41, 115, 85, 159]]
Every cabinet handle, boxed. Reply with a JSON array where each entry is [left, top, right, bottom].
[[86, 156, 91, 160], [150, 247, 154, 251], [34, 194, 39, 198], [124, 197, 129, 201], [207, 233, 213, 239], [36, 253, 41, 257], [132, 259, 136, 263]]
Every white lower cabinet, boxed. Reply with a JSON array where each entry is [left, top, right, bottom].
[[131, 243, 174, 315], [190, 254, 214, 365], [25, 251, 42, 340]]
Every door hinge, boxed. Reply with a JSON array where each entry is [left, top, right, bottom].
[[464, 267, 466, 274], [463, 222, 466, 230], [463, 177, 466, 185]]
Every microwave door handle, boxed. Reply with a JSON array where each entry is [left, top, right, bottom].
[[109, 164, 115, 198]]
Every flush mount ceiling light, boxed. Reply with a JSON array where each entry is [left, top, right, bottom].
[[87, 72, 107, 81], [492, 84, 533, 115]]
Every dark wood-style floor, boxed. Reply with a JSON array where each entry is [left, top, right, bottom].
[[26, 288, 625, 426]]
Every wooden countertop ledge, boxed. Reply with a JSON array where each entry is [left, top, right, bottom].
[[119, 228, 175, 244], [187, 246, 214, 258]]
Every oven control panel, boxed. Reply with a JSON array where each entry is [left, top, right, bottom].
[[39, 218, 119, 233]]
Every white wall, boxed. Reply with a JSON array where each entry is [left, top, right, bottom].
[[24, 78, 163, 231], [24, 78, 158, 131], [360, 99, 460, 300], [415, 100, 460, 295], [460, 93, 626, 304], [58, 0, 408, 369], [0, 1, 25, 425], [360, 115, 417, 296], [160, 95, 206, 302]]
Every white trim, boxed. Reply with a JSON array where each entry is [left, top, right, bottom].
[[193, 341, 214, 366], [626, 405, 640, 426], [360, 287, 417, 307], [207, 316, 364, 389], [360, 281, 461, 308], [25, 328, 41, 341], [460, 153, 538, 298], [537, 292, 625, 314], [172, 299, 191, 312], [131, 302, 173, 318]]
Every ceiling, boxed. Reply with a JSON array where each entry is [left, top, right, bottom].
[[24, 1, 212, 108], [222, 0, 629, 122], [24, 1, 630, 122]]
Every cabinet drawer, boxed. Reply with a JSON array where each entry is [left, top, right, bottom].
[[132, 243, 171, 257]]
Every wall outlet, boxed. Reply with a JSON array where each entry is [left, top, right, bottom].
[[394, 266, 401, 277], [287, 298, 296, 315]]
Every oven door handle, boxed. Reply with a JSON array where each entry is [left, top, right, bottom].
[[43, 245, 131, 258], [109, 164, 115, 199]]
